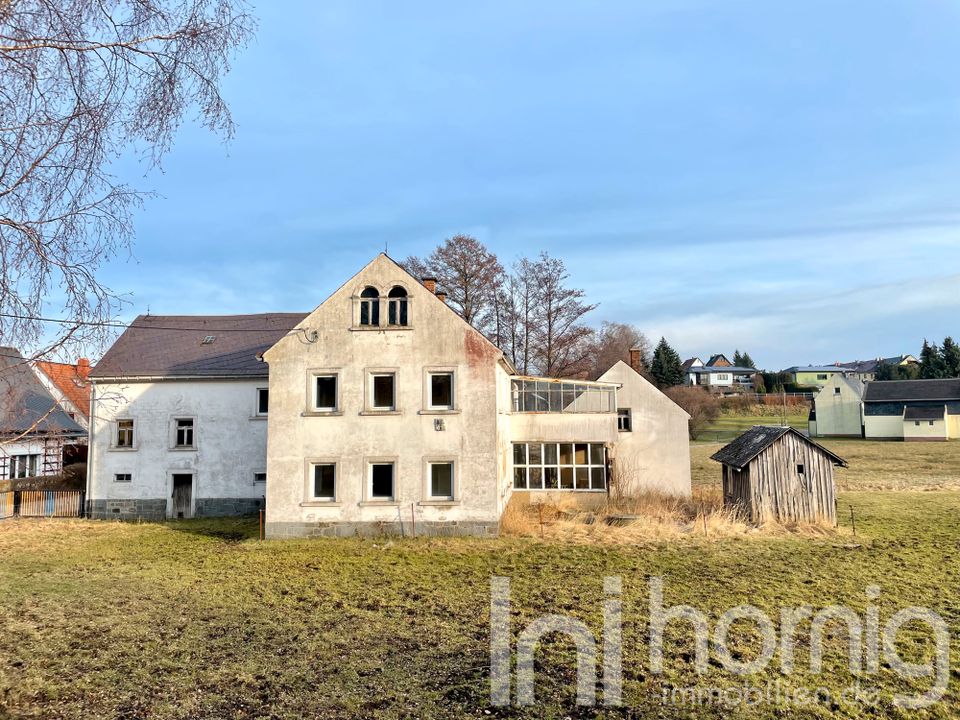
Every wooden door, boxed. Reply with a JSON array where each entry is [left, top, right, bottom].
[[172, 474, 193, 519]]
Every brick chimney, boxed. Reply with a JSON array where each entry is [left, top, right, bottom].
[[422, 277, 437, 294], [436, 290, 447, 304], [77, 358, 91, 379], [628, 347, 643, 374]]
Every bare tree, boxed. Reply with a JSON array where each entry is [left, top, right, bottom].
[[403, 235, 505, 337], [0, 0, 255, 359], [494, 257, 538, 374], [528, 252, 597, 378], [585, 321, 652, 380]]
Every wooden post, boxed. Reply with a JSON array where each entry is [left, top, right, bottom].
[[849, 505, 856, 537], [537, 503, 544, 539], [259, 509, 264, 542], [410, 502, 416, 538]]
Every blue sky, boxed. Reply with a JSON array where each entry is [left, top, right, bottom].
[[102, 0, 960, 369]]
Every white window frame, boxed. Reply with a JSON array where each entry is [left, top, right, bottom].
[[172, 417, 196, 449], [115, 418, 135, 449], [365, 369, 398, 413], [306, 461, 338, 502], [114, 472, 132, 483], [424, 459, 456, 502], [617, 408, 632, 432], [424, 368, 456, 412], [512, 442, 607, 492], [365, 458, 398, 503], [307, 369, 341, 414], [10, 454, 39, 479], [255, 387, 269, 416], [253, 470, 266, 485]]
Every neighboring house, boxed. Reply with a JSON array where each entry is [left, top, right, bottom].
[[711, 425, 845, 525], [0, 347, 86, 480], [682, 355, 755, 389], [783, 365, 849, 388], [86, 314, 307, 519], [837, 355, 918, 382], [809, 375, 865, 438], [262, 254, 691, 538], [863, 379, 960, 442], [811, 377, 960, 441], [32, 358, 92, 431]]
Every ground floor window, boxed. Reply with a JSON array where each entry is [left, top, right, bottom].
[[512, 442, 606, 491], [10, 454, 39, 479], [428, 461, 454, 500], [311, 463, 336, 501], [370, 462, 395, 500]]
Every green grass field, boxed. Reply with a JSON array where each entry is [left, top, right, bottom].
[[695, 409, 809, 443], [2, 442, 960, 719]]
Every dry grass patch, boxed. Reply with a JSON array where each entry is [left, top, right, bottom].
[[499, 488, 841, 544]]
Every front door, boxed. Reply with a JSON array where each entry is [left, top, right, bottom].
[[172, 474, 193, 519]]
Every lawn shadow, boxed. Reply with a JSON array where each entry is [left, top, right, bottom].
[[161, 516, 260, 542]]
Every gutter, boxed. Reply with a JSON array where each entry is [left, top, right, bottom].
[[89, 374, 269, 383], [85, 381, 95, 517]]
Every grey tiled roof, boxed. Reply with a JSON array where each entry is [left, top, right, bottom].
[[91, 314, 308, 379], [710, 425, 847, 470], [903, 406, 945, 420], [864, 379, 960, 403], [0, 347, 85, 436]]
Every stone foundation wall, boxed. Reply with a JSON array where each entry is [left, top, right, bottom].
[[265, 520, 499, 540], [87, 498, 167, 521], [195, 497, 264, 517]]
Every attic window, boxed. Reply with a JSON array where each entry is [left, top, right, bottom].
[[796, 463, 805, 475], [834, 387, 841, 395], [201, 335, 216, 345]]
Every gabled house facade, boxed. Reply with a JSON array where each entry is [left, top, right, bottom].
[[809, 374, 865, 438], [682, 355, 755, 389], [262, 255, 691, 537], [32, 358, 92, 431], [1, 347, 86, 480]]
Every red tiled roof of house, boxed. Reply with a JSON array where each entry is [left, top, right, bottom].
[[34, 359, 92, 419]]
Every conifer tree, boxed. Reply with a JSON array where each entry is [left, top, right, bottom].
[[650, 337, 684, 387]]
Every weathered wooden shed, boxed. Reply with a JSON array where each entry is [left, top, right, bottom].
[[710, 426, 846, 525]]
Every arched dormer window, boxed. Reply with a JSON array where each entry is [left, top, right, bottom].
[[359, 286, 380, 326], [387, 286, 408, 326]]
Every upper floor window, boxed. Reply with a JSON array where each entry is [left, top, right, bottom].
[[428, 372, 454, 410], [359, 286, 380, 326], [314, 374, 339, 412], [116, 419, 134, 448], [387, 286, 409, 326], [256, 387, 269, 415], [817, 374, 828, 381], [617, 408, 632, 432], [174, 418, 195, 448], [371, 372, 396, 411]]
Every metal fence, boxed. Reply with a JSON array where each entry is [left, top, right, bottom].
[[0, 490, 85, 519]]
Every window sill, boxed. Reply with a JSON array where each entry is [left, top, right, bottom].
[[418, 500, 460, 507], [169, 447, 197, 453], [418, 409, 461, 416], [359, 410, 402, 416], [249, 415, 268, 421], [300, 501, 342, 508], [301, 411, 343, 417], [108, 447, 138, 452], [358, 500, 399, 507]]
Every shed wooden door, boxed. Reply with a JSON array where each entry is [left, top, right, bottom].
[[172, 474, 193, 519]]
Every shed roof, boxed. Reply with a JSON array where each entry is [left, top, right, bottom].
[[903, 406, 945, 420], [864, 379, 960, 403], [0, 348, 86, 436], [91, 314, 308, 379], [710, 425, 847, 470]]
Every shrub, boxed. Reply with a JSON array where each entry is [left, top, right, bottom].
[[665, 386, 721, 439]]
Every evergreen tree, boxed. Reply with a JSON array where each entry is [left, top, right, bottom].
[[942, 337, 960, 378], [874, 361, 895, 381], [740, 351, 756, 369], [732, 349, 743, 366], [919, 339, 946, 379], [650, 337, 684, 387]]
